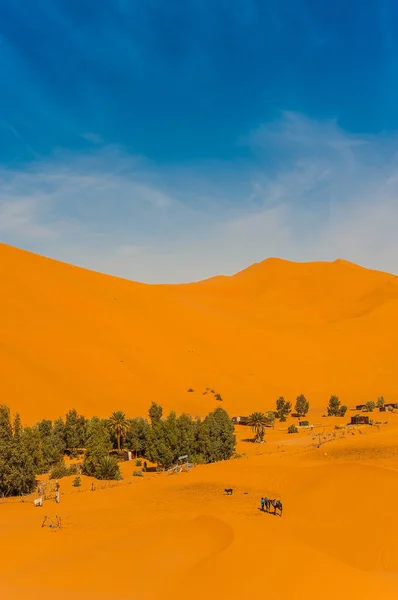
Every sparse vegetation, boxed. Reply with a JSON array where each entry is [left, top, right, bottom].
[[135, 458, 142, 467], [187, 388, 194, 392], [72, 476, 81, 487], [365, 401, 376, 412], [288, 424, 298, 434]]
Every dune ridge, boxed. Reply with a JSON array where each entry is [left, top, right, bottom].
[[1, 242, 398, 422]]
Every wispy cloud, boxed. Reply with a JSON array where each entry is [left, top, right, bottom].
[[81, 133, 103, 145], [1, 113, 397, 282]]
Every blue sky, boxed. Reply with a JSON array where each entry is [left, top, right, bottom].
[[1, 0, 398, 282]]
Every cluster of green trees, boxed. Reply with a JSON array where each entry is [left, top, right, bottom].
[[360, 397, 394, 413], [327, 395, 389, 416], [0, 403, 236, 497], [247, 395, 310, 442], [0, 406, 37, 497], [246, 393, 393, 443], [145, 402, 235, 467]]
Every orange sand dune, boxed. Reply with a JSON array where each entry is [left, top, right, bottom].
[[2, 242, 398, 598], [1, 243, 398, 421]]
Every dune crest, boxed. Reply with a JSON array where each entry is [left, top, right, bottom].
[[1, 242, 397, 421]]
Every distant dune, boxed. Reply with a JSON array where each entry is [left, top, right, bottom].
[[1, 242, 398, 422]]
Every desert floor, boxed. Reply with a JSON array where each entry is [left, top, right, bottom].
[[1, 413, 398, 599]]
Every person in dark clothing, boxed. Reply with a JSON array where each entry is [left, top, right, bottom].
[[260, 497, 265, 511]]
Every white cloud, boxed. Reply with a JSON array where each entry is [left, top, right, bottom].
[[0, 112, 397, 282]]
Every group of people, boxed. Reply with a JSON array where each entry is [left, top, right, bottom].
[[260, 496, 283, 516]]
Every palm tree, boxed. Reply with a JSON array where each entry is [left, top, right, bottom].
[[108, 411, 128, 452], [247, 412, 268, 443]]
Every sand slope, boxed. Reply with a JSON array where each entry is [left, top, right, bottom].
[[2, 420, 398, 599], [1, 243, 398, 421]]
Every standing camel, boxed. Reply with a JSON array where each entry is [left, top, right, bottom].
[[271, 498, 283, 516]]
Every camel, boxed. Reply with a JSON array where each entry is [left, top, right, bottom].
[[271, 498, 283, 516]]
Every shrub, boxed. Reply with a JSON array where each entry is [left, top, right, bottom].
[[49, 461, 78, 480], [133, 470, 143, 477], [288, 424, 298, 434], [95, 456, 122, 480], [72, 476, 81, 487], [214, 394, 223, 401], [339, 405, 348, 417], [280, 415, 286, 422], [265, 411, 276, 427], [135, 458, 142, 467], [189, 453, 206, 465], [187, 388, 194, 393], [300, 420, 309, 427], [365, 401, 376, 412]]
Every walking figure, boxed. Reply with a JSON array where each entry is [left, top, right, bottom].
[[260, 497, 265, 511]]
